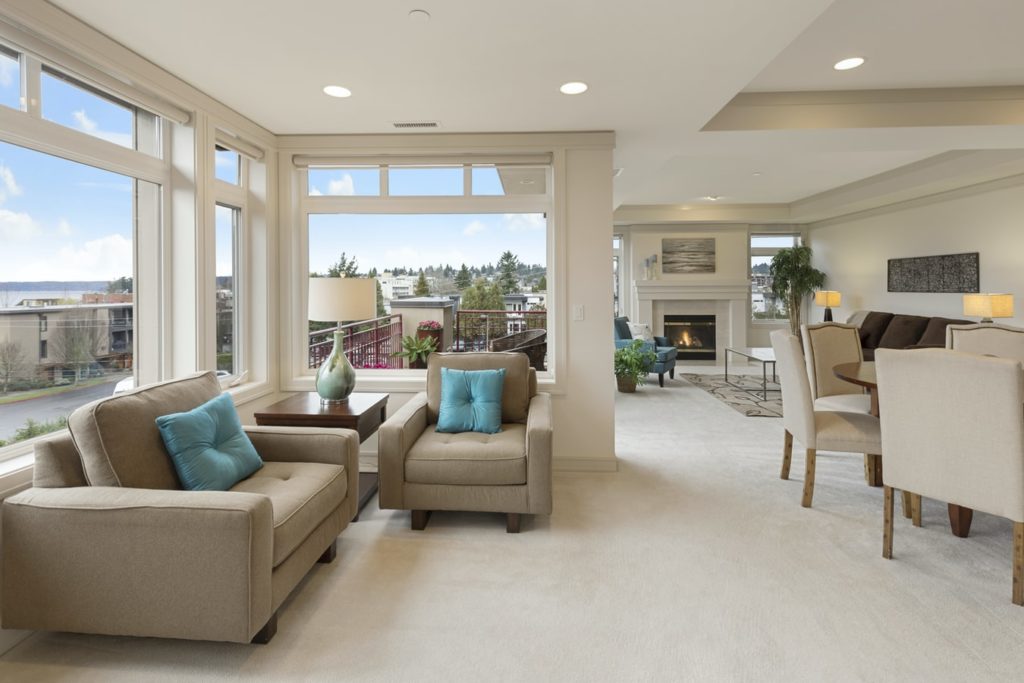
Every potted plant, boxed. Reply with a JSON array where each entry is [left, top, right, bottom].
[[416, 320, 443, 351], [769, 245, 826, 336], [614, 339, 656, 393], [394, 334, 437, 369]]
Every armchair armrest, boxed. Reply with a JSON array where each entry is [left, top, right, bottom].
[[377, 392, 429, 509], [243, 425, 360, 521], [653, 335, 671, 348], [526, 393, 553, 515], [2, 486, 273, 643]]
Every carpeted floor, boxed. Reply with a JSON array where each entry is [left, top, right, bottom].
[[2, 372, 1023, 681]]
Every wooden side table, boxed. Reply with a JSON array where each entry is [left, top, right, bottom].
[[254, 392, 388, 518]]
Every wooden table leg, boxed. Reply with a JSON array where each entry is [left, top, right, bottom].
[[948, 504, 974, 538], [869, 387, 879, 418]]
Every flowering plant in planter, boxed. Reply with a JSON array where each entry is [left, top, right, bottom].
[[417, 320, 442, 331]]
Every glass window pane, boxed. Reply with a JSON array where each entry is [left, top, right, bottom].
[[308, 167, 380, 196], [0, 47, 20, 111], [215, 204, 239, 374], [751, 255, 788, 321], [751, 235, 797, 249], [41, 68, 134, 149], [0, 140, 134, 449], [215, 146, 240, 185], [388, 167, 463, 196], [471, 166, 503, 195]]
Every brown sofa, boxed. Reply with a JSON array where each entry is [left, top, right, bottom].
[[847, 310, 972, 360], [1, 371, 360, 643]]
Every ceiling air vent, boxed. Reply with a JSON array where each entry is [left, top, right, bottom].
[[392, 121, 440, 129]]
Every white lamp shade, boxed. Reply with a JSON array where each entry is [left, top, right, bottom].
[[814, 290, 842, 307], [308, 277, 377, 322], [963, 293, 1014, 319]]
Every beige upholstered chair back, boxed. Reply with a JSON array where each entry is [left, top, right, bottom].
[[876, 348, 1024, 522], [947, 323, 1024, 361], [771, 330, 816, 448], [801, 322, 865, 399], [426, 352, 536, 425], [67, 371, 221, 489]]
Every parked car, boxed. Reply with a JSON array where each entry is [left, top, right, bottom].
[[114, 370, 231, 394]]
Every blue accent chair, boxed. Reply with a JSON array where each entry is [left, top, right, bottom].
[[613, 316, 678, 387]]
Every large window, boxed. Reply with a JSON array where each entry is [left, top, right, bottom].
[[215, 204, 240, 374], [750, 233, 801, 322]]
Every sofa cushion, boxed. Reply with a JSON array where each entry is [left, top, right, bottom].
[[68, 372, 221, 489], [156, 393, 263, 491], [405, 424, 527, 486], [654, 346, 678, 363], [437, 368, 505, 434], [917, 317, 972, 347], [230, 461, 347, 567], [427, 352, 531, 425], [858, 312, 894, 349], [878, 314, 930, 349]]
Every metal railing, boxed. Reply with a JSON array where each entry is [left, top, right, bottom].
[[453, 309, 547, 352], [308, 314, 403, 369]]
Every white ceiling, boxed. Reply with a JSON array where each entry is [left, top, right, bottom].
[[48, 0, 1024, 210]]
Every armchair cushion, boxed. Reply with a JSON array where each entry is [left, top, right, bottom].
[[436, 367, 506, 434], [230, 461, 347, 567], [405, 424, 527, 486], [156, 393, 262, 491]]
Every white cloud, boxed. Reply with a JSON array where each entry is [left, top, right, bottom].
[[503, 213, 545, 232], [57, 219, 73, 237], [0, 58, 15, 88], [0, 209, 38, 241], [72, 109, 133, 148], [308, 186, 323, 196], [0, 164, 22, 204], [463, 220, 487, 237], [27, 233, 133, 281], [327, 174, 355, 196]]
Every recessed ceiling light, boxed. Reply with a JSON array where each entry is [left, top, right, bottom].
[[612, 168, 624, 178], [323, 85, 352, 98], [833, 57, 865, 71], [520, 179, 535, 185], [408, 9, 431, 22], [751, 171, 762, 177], [559, 81, 588, 95], [704, 195, 721, 201]]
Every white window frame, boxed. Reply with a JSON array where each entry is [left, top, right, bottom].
[[209, 144, 248, 382]]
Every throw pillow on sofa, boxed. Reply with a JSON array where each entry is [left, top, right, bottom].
[[156, 392, 263, 490], [436, 367, 506, 434]]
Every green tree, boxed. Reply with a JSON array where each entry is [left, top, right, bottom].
[[460, 279, 505, 311], [0, 340, 27, 394], [325, 252, 360, 278], [532, 275, 547, 292], [454, 264, 472, 290], [497, 251, 521, 294], [375, 279, 386, 317], [107, 276, 133, 294], [414, 270, 431, 297]]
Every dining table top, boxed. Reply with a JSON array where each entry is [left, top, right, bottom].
[[833, 361, 877, 389]]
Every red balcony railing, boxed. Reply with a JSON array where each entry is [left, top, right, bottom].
[[454, 309, 547, 352], [309, 314, 403, 369]]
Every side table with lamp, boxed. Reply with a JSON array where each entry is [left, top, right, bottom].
[[815, 290, 842, 322]]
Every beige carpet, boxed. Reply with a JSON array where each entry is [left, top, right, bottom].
[[2, 374, 1023, 681]]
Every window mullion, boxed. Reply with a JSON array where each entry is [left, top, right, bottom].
[[22, 53, 40, 118]]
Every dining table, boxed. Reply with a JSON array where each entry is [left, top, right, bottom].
[[833, 360, 975, 538]]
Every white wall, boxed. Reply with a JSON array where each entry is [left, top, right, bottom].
[[809, 178, 1024, 327]]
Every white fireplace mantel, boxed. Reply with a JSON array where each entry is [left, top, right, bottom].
[[633, 280, 750, 302]]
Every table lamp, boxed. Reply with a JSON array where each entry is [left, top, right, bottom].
[[814, 290, 842, 322], [963, 293, 1014, 324], [308, 277, 377, 403]]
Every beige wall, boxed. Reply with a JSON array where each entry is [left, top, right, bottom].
[[809, 179, 1024, 327]]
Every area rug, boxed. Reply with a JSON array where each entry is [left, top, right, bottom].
[[681, 373, 783, 417]]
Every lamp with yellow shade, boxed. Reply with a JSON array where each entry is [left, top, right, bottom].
[[963, 293, 1014, 324], [814, 290, 842, 322], [308, 277, 378, 403]]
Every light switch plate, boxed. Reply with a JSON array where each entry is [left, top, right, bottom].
[[572, 304, 585, 321]]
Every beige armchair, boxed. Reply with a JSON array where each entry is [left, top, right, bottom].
[[771, 330, 882, 508], [876, 348, 1024, 604], [1, 372, 360, 643], [378, 352, 552, 533]]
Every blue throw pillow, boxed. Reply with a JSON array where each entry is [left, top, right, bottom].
[[436, 368, 506, 434], [156, 393, 263, 491]]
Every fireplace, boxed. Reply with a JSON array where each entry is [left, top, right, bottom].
[[664, 315, 716, 361]]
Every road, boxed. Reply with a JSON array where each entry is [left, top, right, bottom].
[[0, 378, 122, 441]]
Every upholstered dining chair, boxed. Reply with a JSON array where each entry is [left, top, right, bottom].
[[801, 323, 870, 413], [876, 348, 1024, 605], [947, 323, 1024, 361], [770, 330, 882, 508]]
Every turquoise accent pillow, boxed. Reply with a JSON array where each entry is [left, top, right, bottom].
[[156, 393, 263, 491], [436, 368, 506, 434]]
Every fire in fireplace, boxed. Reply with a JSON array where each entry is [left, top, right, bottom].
[[664, 315, 716, 361]]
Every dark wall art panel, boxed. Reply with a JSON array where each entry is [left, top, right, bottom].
[[887, 252, 980, 293]]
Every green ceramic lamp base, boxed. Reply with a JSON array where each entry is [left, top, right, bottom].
[[315, 331, 357, 403]]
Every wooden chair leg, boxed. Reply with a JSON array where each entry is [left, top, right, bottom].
[[317, 539, 337, 564], [883, 486, 894, 559], [864, 454, 882, 487], [781, 430, 793, 480], [251, 612, 278, 644], [949, 504, 974, 538], [411, 510, 432, 531], [911, 494, 922, 528], [1014, 522, 1024, 606], [506, 513, 521, 534], [801, 448, 816, 508], [901, 491, 913, 519]]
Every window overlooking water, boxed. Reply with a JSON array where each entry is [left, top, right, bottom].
[[750, 233, 800, 322], [0, 45, 20, 111]]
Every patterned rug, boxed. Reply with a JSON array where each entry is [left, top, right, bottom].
[[681, 373, 783, 418]]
